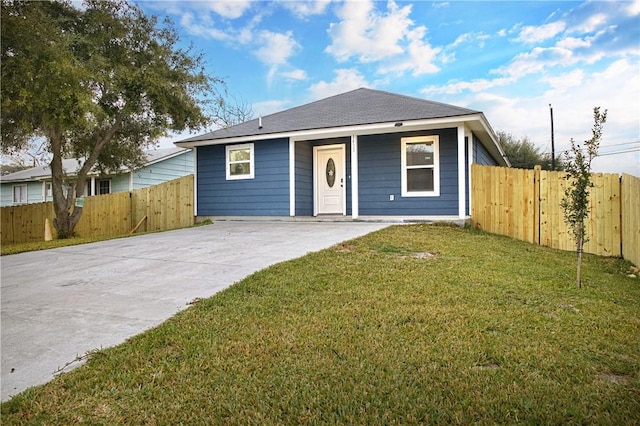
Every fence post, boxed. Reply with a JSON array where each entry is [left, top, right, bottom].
[[534, 165, 541, 246]]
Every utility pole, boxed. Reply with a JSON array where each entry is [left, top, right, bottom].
[[549, 104, 555, 171]]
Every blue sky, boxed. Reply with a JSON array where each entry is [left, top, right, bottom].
[[138, 0, 640, 175]]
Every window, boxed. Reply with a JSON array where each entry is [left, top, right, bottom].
[[97, 179, 111, 195], [12, 184, 27, 204], [84, 179, 111, 195], [401, 135, 440, 197], [226, 143, 254, 180], [44, 182, 52, 201]]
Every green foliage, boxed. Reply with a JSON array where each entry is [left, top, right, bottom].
[[2, 226, 638, 424], [561, 107, 607, 287], [498, 131, 563, 170], [1, 0, 218, 236]]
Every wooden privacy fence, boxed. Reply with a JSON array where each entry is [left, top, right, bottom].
[[1, 175, 194, 245], [471, 164, 640, 266]]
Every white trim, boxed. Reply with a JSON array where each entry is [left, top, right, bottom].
[[467, 131, 473, 216], [401, 135, 440, 197], [129, 171, 134, 191], [42, 181, 52, 202], [179, 116, 484, 148], [350, 135, 359, 219], [457, 125, 466, 219], [289, 139, 295, 216], [313, 146, 317, 216], [313, 144, 346, 216], [225, 143, 255, 180], [193, 147, 198, 217], [90, 177, 96, 196], [12, 184, 27, 204]]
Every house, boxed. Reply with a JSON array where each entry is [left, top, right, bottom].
[[176, 88, 508, 221], [0, 147, 193, 207]]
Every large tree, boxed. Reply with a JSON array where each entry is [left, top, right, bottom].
[[1, 0, 218, 237], [498, 131, 563, 170]]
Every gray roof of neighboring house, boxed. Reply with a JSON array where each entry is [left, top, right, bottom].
[[179, 88, 481, 144], [1, 147, 190, 183]]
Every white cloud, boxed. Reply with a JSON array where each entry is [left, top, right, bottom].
[[568, 13, 607, 34], [379, 26, 441, 76], [326, 0, 411, 62], [325, 0, 440, 76], [545, 69, 585, 92], [516, 21, 566, 43], [495, 47, 576, 80], [253, 30, 299, 66], [451, 32, 490, 48], [556, 36, 591, 50], [253, 100, 292, 118], [281, 69, 308, 81], [307, 68, 371, 100], [282, 0, 333, 18], [475, 59, 639, 175], [204, 0, 253, 19], [627, 0, 640, 16], [421, 77, 513, 96], [180, 12, 232, 41]]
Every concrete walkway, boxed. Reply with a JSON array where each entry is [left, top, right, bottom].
[[1, 221, 389, 401]]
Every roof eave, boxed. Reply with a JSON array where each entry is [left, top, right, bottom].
[[176, 114, 487, 148]]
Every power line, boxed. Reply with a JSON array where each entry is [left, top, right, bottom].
[[595, 148, 640, 157]]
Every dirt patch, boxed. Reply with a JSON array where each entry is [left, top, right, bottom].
[[335, 242, 357, 253], [599, 373, 630, 384], [414, 251, 436, 259]]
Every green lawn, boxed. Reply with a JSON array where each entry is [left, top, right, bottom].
[[2, 225, 639, 424]]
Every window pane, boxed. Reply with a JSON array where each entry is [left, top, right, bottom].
[[407, 168, 434, 192], [406, 142, 434, 166], [98, 180, 110, 195], [230, 162, 251, 176], [229, 148, 250, 162], [13, 185, 26, 203]]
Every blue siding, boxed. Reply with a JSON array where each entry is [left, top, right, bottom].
[[0, 181, 46, 206], [474, 136, 498, 166], [295, 141, 313, 216], [197, 138, 290, 216], [358, 129, 459, 216], [132, 150, 194, 190]]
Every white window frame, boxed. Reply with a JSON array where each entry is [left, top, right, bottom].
[[12, 184, 27, 204], [43, 182, 52, 201], [226, 143, 255, 180], [401, 135, 440, 197]]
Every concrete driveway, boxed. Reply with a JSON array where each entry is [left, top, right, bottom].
[[1, 221, 389, 401]]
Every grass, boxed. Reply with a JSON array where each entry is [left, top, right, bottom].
[[2, 224, 639, 424], [0, 235, 125, 256]]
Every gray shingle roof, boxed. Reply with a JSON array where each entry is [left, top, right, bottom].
[[181, 88, 480, 143]]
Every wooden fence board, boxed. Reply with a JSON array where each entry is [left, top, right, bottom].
[[471, 165, 631, 262], [1, 175, 194, 245], [622, 174, 640, 267]]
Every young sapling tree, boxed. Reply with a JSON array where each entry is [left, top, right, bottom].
[[560, 107, 607, 288]]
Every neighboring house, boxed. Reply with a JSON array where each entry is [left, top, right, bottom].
[[0, 147, 193, 207], [176, 88, 509, 220]]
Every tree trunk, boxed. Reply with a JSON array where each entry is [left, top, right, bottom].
[[50, 132, 84, 239], [576, 223, 584, 289]]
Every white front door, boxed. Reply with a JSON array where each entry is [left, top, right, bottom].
[[315, 145, 345, 215]]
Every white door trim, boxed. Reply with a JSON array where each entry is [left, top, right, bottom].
[[313, 144, 346, 216]]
